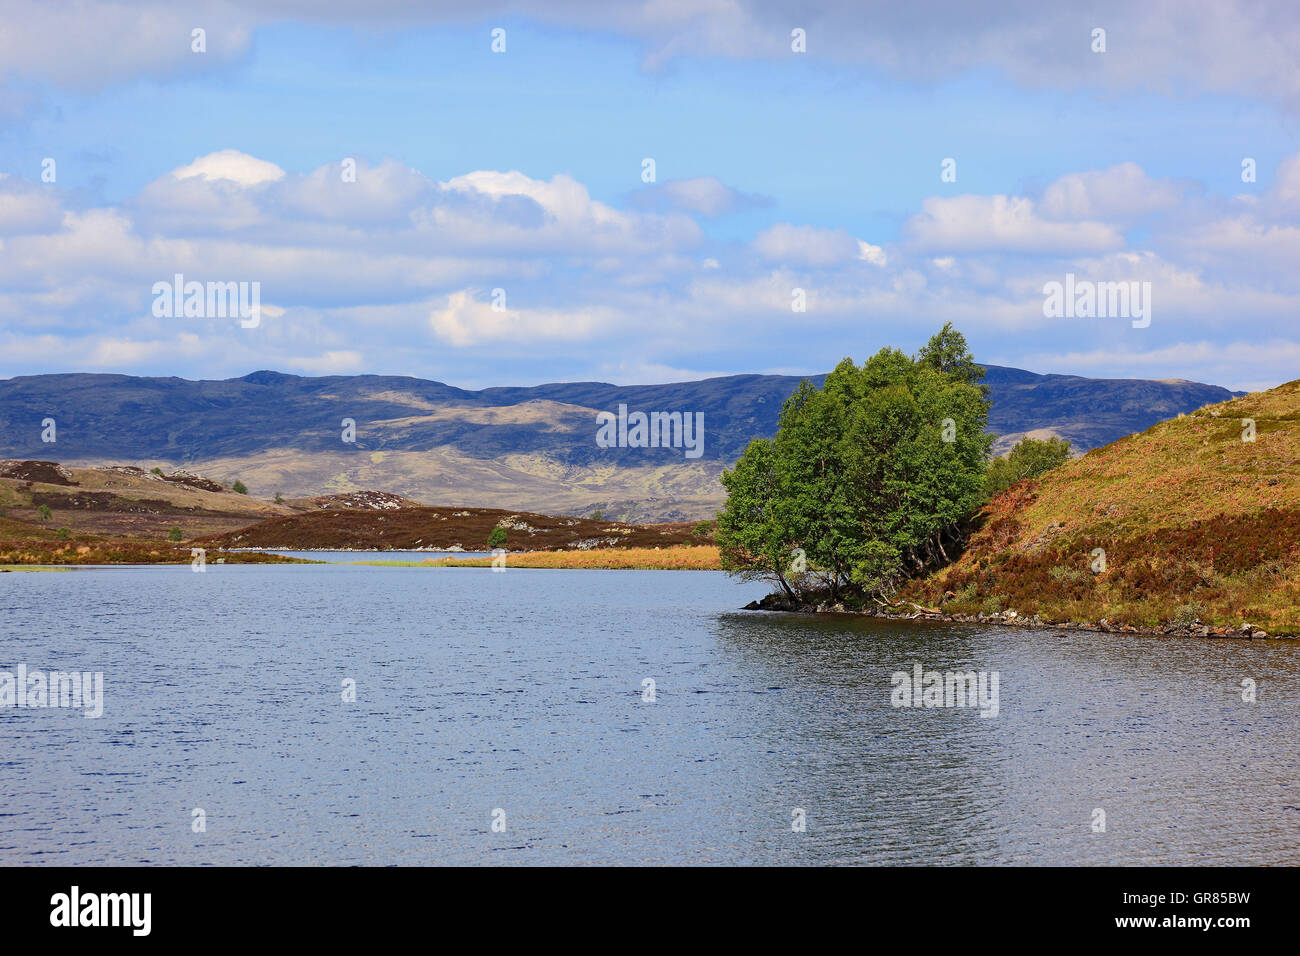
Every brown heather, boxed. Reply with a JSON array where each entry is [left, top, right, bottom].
[[902, 379, 1300, 633]]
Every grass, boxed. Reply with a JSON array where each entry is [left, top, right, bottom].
[[901, 380, 1300, 634], [359, 544, 722, 570]]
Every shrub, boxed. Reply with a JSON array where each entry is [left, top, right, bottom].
[[150, 467, 164, 476], [487, 526, 507, 549], [232, 480, 248, 495], [168, 527, 184, 542], [37, 504, 52, 521], [986, 437, 1073, 497], [57, 526, 71, 540], [1172, 602, 1205, 627], [590, 510, 604, 521], [691, 520, 713, 537]]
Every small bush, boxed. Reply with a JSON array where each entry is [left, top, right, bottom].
[[1172, 602, 1205, 627], [57, 527, 71, 540], [37, 504, 52, 521], [150, 467, 164, 476], [232, 480, 248, 495], [590, 510, 604, 521], [168, 527, 184, 542], [487, 526, 508, 549], [691, 520, 713, 537], [987, 437, 1073, 497]]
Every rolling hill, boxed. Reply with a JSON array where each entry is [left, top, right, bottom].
[[903, 379, 1300, 635], [0, 366, 1241, 521]]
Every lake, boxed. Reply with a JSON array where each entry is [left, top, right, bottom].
[[2, 562, 1298, 865]]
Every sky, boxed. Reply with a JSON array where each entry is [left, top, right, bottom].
[[0, 0, 1298, 391]]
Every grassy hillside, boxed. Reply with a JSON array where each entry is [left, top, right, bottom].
[[904, 380, 1300, 635], [0, 461, 295, 539]]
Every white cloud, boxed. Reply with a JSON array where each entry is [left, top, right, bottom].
[[1, 149, 1298, 390], [172, 150, 286, 186], [429, 290, 611, 347], [753, 223, 882, 267], [904, 195, 1124, 254], [1039, 163, 1185, 223]]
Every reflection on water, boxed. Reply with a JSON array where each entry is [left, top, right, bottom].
[[1, 565, 1297, 865]]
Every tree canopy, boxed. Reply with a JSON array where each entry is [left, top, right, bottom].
[[716, 324, 993, 604], [985, 436, 1073, 497]]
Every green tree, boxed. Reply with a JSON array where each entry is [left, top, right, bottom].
[[590, 510, 604, 522], [717, 325, 993, 605], [487, 526, 507, 549], [37, 504, 52, 521], [168, 526, 184, 542], [273, 492, 284, 504], [57, 526, 71, 540], [986, 437, 1073, 497], [232, 480, 248, 495]]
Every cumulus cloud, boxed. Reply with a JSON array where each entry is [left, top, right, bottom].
[[904, 195, 1124, 254], [1039, 163, 1186, 223], [1, 149, 1299, 390], [172, 150, 286, 186], [429, 289, 611, 346], [754, 223, 885, 267], [0, 174, 64, 234]]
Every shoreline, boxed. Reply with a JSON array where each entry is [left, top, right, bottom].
[[742, 593, 1297, 639]]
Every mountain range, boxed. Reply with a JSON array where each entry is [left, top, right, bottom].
[[0, 366, 1243, 521]]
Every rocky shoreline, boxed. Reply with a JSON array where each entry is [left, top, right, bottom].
[[742, 592, 1294, 639]]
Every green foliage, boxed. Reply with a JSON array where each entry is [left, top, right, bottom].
[[691, 520, 713, 537], [37, 504, 52, 521], [986, 437, 1073, 497], [168, 526, 184, 542], [274, 492, 284, 504], [1172, 601, 1206, 627], [590, 510, 604, 521], [232, 480, 248, 495], [57, 526, 71, 540], [150, 467, 164, 476], [717, 325, 993, 603], [487, 525, 508, 549]]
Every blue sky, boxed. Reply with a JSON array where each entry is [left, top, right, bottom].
[[2, 1, 1299, 391]]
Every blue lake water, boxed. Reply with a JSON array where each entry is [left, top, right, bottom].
[[1, 563, 1298, 865]]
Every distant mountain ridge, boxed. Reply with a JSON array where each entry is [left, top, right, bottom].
[[0, 366, 1243, 521]]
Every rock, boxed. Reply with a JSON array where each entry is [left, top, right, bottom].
[[1251, 630, 1268, 639]]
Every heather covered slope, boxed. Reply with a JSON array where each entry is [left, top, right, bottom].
[[196, 507, 710, 552], [904, 380, 1300, 635]]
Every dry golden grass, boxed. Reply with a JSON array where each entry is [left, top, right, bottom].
[[364, 544, 722, 570], [904, 379, 1300, 633]]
